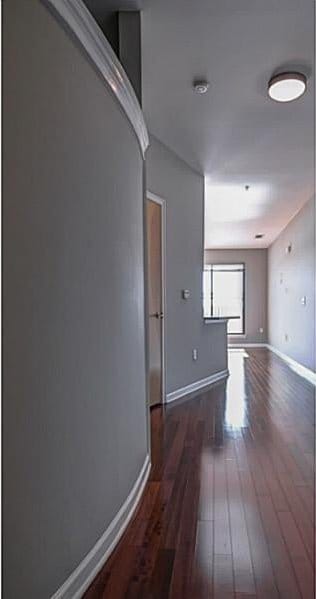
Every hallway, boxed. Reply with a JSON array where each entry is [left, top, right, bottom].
[[85, 349, 315, 598]]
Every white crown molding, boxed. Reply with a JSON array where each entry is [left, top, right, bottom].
[[50, 454, 151, 599], [266, 344, 316, 386], [43, 0, 149, 157], [166, 369, 229, 403]]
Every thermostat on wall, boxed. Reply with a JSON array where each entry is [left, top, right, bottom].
[[182, 289, 190, 300]]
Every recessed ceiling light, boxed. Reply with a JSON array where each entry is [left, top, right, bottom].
[[268, 72, 307, 103], [255, 234, 264, 239], [193, 80, 209, 94]]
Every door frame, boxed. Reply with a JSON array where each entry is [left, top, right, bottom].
[[147, 191, 166, 404]]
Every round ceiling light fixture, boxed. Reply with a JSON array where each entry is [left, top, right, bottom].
[[193, 80, 209, 94], [268, 72, 307, 103]]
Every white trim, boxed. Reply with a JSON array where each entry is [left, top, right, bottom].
[[228, 343, 316, 385], [228, 343, 267, 348], [204, 318, 229, 324], [166, 369, 229, 403], [147, 191, 167, 404], [43, 0, 149, 156], [266, 344, 316, 386], [50, 455, 151, 599], [147, 191, 166, 205]]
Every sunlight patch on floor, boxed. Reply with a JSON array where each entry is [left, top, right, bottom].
[[225, 349, 248, 429]]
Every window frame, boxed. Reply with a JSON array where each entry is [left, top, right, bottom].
[[203, 263, 246, 336]]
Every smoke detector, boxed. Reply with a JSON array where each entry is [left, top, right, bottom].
[[193, 80, 210, 94]]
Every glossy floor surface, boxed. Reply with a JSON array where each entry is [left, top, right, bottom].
[[85, 349, 315, 598]]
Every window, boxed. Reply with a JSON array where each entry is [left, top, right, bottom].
[[203, 264, 245, 335]]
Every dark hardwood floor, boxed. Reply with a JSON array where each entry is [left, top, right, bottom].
[[85, 348, 315, 598]]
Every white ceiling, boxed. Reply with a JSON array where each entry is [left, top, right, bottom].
[[141, 0, 315, 248]]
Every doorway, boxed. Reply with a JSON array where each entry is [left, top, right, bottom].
[[146, 192, 166, 406]]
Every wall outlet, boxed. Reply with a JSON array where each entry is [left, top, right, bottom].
[[284, 333, 289, 342], [182, 289, 190, 300], [259, 327, 264, 334], [192, 348, 198, 361], [301, 296, 307, 306]]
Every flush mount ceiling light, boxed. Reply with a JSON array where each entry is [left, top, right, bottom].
[[193, 80, 209, 94], [268, 72, 307, 102]]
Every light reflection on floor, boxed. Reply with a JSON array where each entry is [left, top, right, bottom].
[[225, 349, 248, 430]]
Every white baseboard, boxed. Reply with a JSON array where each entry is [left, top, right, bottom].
[[228, 343, 267, 348], [229, 342, 316, 385], [166, 369, 229, 403], [51, 454, 151, 599], [266, 344, 316, 386]]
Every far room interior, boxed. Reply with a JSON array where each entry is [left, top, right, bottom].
[[203, 182, 315, 374]]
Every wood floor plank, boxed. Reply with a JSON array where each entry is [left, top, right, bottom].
[[213, 453, 232, 556], [277, 510, 314, 599], [258, 495, 302, 599], [198, 445, 214, 521], [295, 483, 314, 522], [213, 553, 234, 599], [145, 548, 175, 599], [226, 457, 256, 595], [190, 520, 213, 599], [238, 468, 279, 599], [276, 468, 314, 563], [84, 348, 315, 599]]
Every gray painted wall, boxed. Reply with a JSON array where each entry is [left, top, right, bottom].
[[3, 1, 148, 597], [268, 198, 315, 372], [146, 136, 227, 393], [204, 249, 268, 344]]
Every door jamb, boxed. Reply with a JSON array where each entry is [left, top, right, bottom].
[[147, 191, 166, 404]]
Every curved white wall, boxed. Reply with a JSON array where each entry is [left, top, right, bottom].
[[3, 1, 149, 596]]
